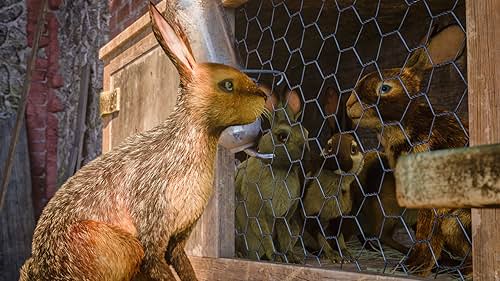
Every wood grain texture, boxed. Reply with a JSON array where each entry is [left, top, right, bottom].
[[395, 144, 500, 208], [101, 28, 159, 153], [189, 256, 419, 281], [0, 116, 35, 281], [184, 6, 236, 258], [185, 146, 235, 257], [109, 47, 178, 147], [101, 65, 112, 153], [466, 0, 500, 280]]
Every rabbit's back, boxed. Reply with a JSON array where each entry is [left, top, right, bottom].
[[236, 157, 302, 217], [303, 170, 353, 220]]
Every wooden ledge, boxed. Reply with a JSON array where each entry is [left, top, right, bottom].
[[99, 1, 167, 62], [189, 256, 418, 281], [222, 0, 248, 8], [395, 144, 500, 208]]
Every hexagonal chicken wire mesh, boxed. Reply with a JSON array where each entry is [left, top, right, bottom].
[[232, 0, 471, 280]]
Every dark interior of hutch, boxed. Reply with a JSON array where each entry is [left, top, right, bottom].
[[232, 0, 470, 280]]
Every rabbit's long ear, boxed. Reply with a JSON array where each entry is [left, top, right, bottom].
[[285, 89, 302, 120], [259, 84, 278, 116], [322, 87, 340, 131], [427, 25, 465, 65], [149, 2, 196, 78], [407, 25, 465, 70]]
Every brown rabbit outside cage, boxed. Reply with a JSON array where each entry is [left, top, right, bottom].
[[346, 24, 471, 276], [19, 2, 268, 281]]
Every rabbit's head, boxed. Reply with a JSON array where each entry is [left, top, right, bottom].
[[257, 87, 309, 166], [323, 133, 363, 175], [149, 3, 267, 133], [346, 25, 466, 129]]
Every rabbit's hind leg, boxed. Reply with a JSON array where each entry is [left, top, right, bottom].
[[406, 209, 444, 277], [380, 236, 410, 254], [276, 215, 303, 264], [259, 220, 278, 261], [440, 209, 472, 276], [379, 222, 409, 254], [20, 220, 145, 281], [316, 232, 342, 264], [65, 220, 145, 281]]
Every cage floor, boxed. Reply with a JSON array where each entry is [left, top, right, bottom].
[[299, 238, 472, 281], [238, 228, 472, 281]]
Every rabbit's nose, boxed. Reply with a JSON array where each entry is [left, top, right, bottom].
[[346, 93, 358, 108], [254, 87, 267, 98], [258, 89, 268, 98]]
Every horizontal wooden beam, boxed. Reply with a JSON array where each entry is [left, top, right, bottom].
[[99, 1, 167, 62], [222, 0, 248, 8], [189, 256, 418, 281], [395, 144, 500, 208]]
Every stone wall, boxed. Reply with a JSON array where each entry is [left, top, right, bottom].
[[0, 0, 27, 118], [0, 0, 108, 216], [54, 0, 108, 189]]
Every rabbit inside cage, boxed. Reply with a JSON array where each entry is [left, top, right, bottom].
[[233, 0, 471, 280]]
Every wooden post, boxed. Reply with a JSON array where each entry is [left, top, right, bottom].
[[466, 0, 500, 280], [185, 147, 235, 258], [184, 3, 236, 259]]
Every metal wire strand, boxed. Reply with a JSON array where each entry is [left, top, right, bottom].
[[234, 0, 470, 279]]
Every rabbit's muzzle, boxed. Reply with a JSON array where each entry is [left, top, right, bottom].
[[346, 93, 363, 121]]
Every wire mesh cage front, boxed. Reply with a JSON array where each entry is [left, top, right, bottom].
[[233, 0, 471, 280]]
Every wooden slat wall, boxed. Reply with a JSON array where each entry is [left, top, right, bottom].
[[0, 117, 35, 281], [466, 0, 500, 280]]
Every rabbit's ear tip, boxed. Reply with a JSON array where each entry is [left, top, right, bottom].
[[148, 1, 161, 18], [148, 0, 196, 75]]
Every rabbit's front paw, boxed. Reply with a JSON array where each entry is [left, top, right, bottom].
[[406, 248, 436, 276], [339, 249, 354, 263], [285, 251, 305, 264], [323, 250, 343, 264]]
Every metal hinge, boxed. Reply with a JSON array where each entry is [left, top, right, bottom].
[[100, 88, 120, 117]]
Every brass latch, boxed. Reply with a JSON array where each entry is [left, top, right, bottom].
[[100, 88, 120, 117]]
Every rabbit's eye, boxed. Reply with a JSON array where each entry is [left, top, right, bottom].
[[379, 83, 392, 95], [327, 146, 333, 154], [218, 79, 234, 93], [277, 133, 288, 143], [350, 143, 358, 155]]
